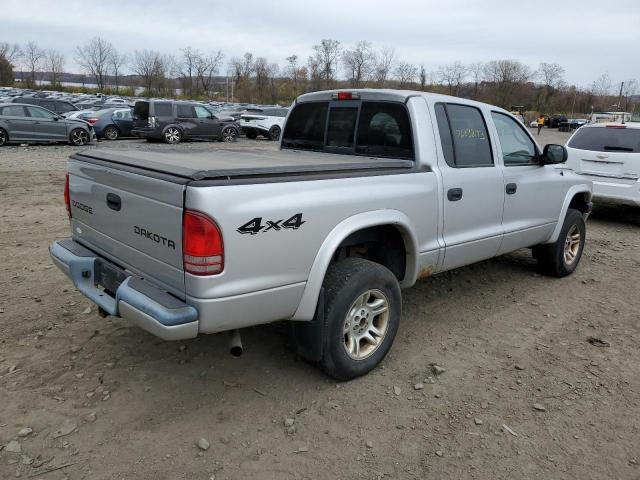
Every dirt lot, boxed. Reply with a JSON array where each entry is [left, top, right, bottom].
[[1, 130, 639, 480]]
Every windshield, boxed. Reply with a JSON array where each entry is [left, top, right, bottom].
[[568, 127, 640, 153], [282, 100, 414, 160]]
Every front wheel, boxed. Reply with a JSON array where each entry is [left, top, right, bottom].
[[533, 208, 586, 277], [0, 128, 8, 146], [268, 125, 281, 141], [320, 258, 401, 380], [221, 126, 238, 142], [70, 128, 90, 146], [163, 127, 182, 144]]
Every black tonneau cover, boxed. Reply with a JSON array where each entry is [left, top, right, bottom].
[[72, 148, 415, 182]]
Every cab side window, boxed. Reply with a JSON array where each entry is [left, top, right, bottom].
[[491, 112, 538, 165], [26, 106, 55, 119], [194, 106, 211, 119], [435, 103, 493, 167]]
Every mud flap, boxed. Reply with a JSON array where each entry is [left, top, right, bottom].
[[289, 288, 326, 362]]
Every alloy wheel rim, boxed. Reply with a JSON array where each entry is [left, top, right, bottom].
[[72, 130, 88, 145], [223, 128, 236, 141], [166, 128, 180, 143], [106, 128, 118, 140], [0, 131, 6, 145], [564, 224, 581, 265], [343, 289, 390, 360]]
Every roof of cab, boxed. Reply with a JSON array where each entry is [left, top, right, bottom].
[[295, 88, 509, 113]]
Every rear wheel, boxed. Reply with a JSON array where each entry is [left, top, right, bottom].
[[104, 125, 119, 141], [319, 258, 401, 380], [268, 125, 281, 141], [163, 127, 182, 144], [533, 208, 586, 277], [221, 126, 238, 142], [0, 128, 8, 146], [70, 128, 89, 146]]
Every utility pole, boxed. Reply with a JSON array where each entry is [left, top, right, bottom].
[[617, 81, 624, 112]]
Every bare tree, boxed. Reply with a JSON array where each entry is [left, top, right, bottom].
[[483, 60, 532, 106], [342, 41, 375, 88], [468, 62, 484, 99], [394, 62, 418, 88], [24, 41, 45, 84], [311, 39, 341, 88], [131, 50, 166, 94], [622, 79, 639, 112], [109, 50, 128, 92], [195, 50, 224, 96], [46, 49, 65, 87], [373, 47, 395, 87], [0, 42, 22, 65], [76, 37, 114, 90], [591, 73, 612, 97], [419, 65, 426, 91], [538, 62, 565, 90], [437, 61, 467, 95], [179, 46, 200, 96]]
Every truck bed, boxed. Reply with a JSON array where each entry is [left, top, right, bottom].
[[72, 147, 415, 184]]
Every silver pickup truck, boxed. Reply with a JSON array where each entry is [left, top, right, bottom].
[[50, 89, 592, 379]]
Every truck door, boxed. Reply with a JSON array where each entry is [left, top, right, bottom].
[[433, 102, 505, 270], [489, 111, 567, 254]]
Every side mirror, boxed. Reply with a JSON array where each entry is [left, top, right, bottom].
[[53, 116, 60, 121], [541, 144, 567, 165]]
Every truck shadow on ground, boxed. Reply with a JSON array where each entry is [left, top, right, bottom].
[[589, 203, 640, 227]]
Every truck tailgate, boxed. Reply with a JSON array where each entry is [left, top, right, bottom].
[[67, 158, 186, 297]]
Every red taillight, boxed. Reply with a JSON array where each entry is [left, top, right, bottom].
[[182, 210, 224, 276], [64, 173, 71, 219], [606, 124, 626, 129], [85, 118, 99, 125]]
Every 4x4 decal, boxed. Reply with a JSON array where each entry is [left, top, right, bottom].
[[237, 213, 305, 235]]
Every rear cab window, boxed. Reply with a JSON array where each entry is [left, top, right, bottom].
[[282, 100, 414, 160], [568, 127, 640, 153]]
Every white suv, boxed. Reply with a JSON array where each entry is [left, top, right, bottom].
[[565, 123, 640, 206], [240, 107, 289, 141]]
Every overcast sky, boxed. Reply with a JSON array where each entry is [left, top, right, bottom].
[[2, 0, 639, 88]]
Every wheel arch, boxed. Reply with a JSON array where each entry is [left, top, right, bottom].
[[291, 210, 419, 321], [546, 185, 592, 244]]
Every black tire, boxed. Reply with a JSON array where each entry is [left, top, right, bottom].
[[268, 125, 281, 141], [221, 126, 238, 143], [163, 127, 182, 144], [320, 258, 401, 380], [0, 128, 8, 146], [245, 129, 257, 139], [533, 208, 586, 277], [69, 128, 90, 146], [103, 125, 119, 141]]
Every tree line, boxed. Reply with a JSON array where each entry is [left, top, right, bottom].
[[1, 38, 638, 115]]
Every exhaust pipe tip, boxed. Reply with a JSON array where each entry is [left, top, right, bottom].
[[229, 330, 243, 357]]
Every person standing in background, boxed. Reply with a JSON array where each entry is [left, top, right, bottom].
[[537, 114, 545, 135]]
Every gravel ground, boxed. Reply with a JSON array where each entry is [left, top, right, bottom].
[[1, 130, 639, 480]]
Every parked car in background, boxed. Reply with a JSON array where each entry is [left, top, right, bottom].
[[545, 114, 568, 129], [80, 108, 134, 140], [0, 103, 95, 146], [9, 97, 78, 115], [241, 107, 289, 140], [566, 122, 640, 206], [131, 100, 239, 144]]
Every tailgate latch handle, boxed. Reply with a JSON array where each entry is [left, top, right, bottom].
[[106, 193, 122, 211]]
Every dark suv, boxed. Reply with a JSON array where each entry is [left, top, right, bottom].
[[131, 100, 240, 144], [9, 97, 78, 115]]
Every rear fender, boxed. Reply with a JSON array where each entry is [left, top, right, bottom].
[[291, 210, 418, 321]]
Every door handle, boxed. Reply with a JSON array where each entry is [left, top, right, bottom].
[[106, 193, 121, 211], [506, 183, 517, 195], [447, 188, 463, 201]]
